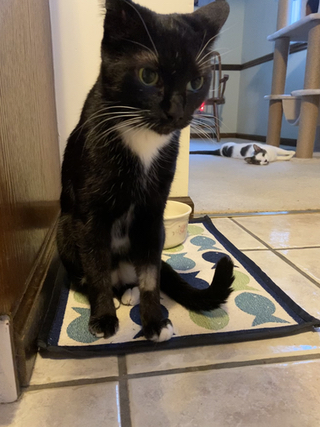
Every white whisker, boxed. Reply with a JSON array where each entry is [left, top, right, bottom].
[[106, 118, 145, 140], [191, 122, 214, 141], [191, 118, 216, 134], [82, 115, 147, 154], [123, 39, 158, 61], [85, 113, 143, 141], [195, 30, 207, 61], [196, 33, 219, 63], [198, 50, 234, 70], [76, 105, 145, 134], [197, 24, 235, 63], [194, 111, 233, 134]]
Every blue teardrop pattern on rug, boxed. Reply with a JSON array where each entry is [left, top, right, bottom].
[[130, 304, 169, 326], [235, 293, 290, 327], [179, 271, 209, 290], [202, 251, 227, 269], [67, 307, 101, 343], [164, 253, 196, 271], [190, 236, 219, 251], [130, 304, 169, 339]]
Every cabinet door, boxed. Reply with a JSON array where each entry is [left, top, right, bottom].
[[0, 0, 60, 317]]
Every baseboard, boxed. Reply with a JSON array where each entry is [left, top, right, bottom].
[[219, 133, 238, 139], [13, 219, 60, 387]]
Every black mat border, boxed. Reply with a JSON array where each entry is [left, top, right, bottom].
[[38, 264, 70, 349], [38, 216, 320, 356]]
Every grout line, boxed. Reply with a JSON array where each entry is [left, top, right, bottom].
[[201, 209, 320, 219], [240, 248, 271, 252], [273, 246, 320, 251], [22, 351, 320, 394], [118, 355, 132, 427], [231, 219, 320, 289], [24, 376, 119, 392], [242, 246, 320, 252], [272, 251, 320, 290], [124, 352, 320, 380]]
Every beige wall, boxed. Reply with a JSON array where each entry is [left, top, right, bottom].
[[49, 0, 104, 157]]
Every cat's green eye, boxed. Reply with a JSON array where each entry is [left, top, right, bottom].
[[139, 68, 159, 86], [187, 76, 204, 92]]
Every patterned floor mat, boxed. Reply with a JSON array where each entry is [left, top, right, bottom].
[[38, 217, 320, 355]]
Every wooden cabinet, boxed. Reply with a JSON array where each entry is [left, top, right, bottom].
[[0, 0, 61, 389]]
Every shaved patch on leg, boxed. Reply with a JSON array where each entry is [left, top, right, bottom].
[[139, 265, 158, 291]]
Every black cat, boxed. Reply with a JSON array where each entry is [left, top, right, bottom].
[[57, 0, 234, 342]]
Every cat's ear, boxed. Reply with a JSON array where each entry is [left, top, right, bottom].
[[193, 0, 230, 37], [104, 0, 134, 26], [103, 0, 146, 41], [253, 144, 263, 154]]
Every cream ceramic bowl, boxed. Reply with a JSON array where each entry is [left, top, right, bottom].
[[163, 200, 192, 249]]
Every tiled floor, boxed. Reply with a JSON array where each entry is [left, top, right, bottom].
[[1, 212, 320, 426]]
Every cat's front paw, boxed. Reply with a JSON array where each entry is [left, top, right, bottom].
[[144, 319, 174, 342], [89, 314, 119, 339]]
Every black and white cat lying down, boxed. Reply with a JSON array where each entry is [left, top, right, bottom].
[[192, 142, 296, 165], [57, 0, 234, 343]]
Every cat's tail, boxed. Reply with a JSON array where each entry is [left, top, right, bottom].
[[160, 256, 234, 311], [189, 149, 221, 156]]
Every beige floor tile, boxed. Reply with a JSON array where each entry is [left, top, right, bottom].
[[210, 218, 266, 250], [128, 360, 320, 427], [0, 382, 120, 427], [126, 330, 320, 374], [234, 213, 320, 248], [30, 354, 118, 385], [246, 250, 320, 319], [279, 248, 320, 284]]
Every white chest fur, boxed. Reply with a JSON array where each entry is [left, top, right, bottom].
[[119, 126, 172, 170]]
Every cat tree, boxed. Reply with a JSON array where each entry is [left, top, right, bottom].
[[265, 0, 320, 158]]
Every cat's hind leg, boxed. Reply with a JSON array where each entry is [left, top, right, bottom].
[[138, 264, 174, 342]]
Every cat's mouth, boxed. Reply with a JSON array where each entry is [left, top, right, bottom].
[[151, 117, 192, 135]]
